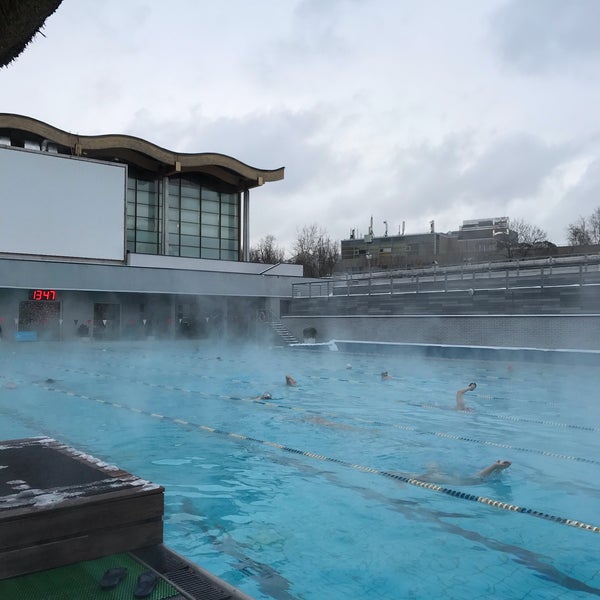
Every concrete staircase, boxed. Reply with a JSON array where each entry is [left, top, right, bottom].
[[268, 320, 300, 345]]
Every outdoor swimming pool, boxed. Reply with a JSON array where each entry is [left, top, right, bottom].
[[0, 340, 599, 599]]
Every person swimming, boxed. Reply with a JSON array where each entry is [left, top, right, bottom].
[[455, 382, 476, 411], [285, 374, 297, 386], [381, 371, 392, 381], [415, 460, 511, 485]]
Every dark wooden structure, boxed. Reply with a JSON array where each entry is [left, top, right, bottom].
[[0, 437, 164, 579]]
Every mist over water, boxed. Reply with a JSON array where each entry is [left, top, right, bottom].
[[1, 339, 599, 599]]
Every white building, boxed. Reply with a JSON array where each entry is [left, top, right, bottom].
[[0, 114, 303, 341]]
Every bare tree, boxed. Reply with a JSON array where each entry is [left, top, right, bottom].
[[249, 235, 286, 264], [567, 208, 600, 245], [497, 218, 549, 258], [292, 224, 339, 277], [591, 207, 600, 244], [567, 217, 592, 246]]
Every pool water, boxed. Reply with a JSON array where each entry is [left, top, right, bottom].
[[0, 341, 599, 599]]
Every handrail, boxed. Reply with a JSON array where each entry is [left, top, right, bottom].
[[259, 262, 283, 275], [290, 255, 600, 299]]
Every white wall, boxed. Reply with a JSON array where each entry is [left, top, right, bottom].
[[0, 147, 126, 261]]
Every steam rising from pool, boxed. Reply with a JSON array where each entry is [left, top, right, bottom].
[[1, 340, 599, 599]]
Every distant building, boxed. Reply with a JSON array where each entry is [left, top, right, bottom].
[[339, 217, 517, 272], [455, 217, 516, 256]]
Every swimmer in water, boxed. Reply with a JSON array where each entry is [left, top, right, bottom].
[[455, 382, 476, 411], [416, 460, 511, 485], [381, 371, 392, 381], [285, 374, 297, 386], [257, 392, 272, 400]]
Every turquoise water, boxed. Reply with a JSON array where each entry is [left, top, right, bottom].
[[0, 341, 599, 599]]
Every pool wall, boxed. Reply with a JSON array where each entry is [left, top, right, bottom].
[[282, 313, 600, 351]]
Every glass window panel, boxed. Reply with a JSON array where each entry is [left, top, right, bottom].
[[179, 178, 197, 188], [136, 231, 158, 243], [168, 247, 180, 256], [167, 193, 180, 208], [136, 203, 158, 219], [221, 226, 238, 240], [221, 239, 238, 251], [220, 214, 237, 228], [181, 210, 200, 224], [201, 238, 219, 249], [181, 196, 199, 211], [126, 216, 135, 229], [220, 200, 238, 215], [201, 224, 219, 238], [168, 233, 180, 245], [201, 189, 219, 202], [181, 235, 199, 247], [127, 230, 135, 242], [221, 249, 238, 260], [201, 212, 219, 226], [180, 222, 198, 236], [127, 241, 135, 253], [168, 180, 180, 194], [127, 178, 136, 190], [168, 221, 180, 234], [180, 246, 200, 258], [181, 182, 200, 199], [201, 199, 219, 213], [136, 179, 156, 192], [135, 242, 158, 254], [221, 192, 236, 204], [135, 190, 156, 205], [168, 208, 180, 222], [201, 247, 220, 259], [136, 217, 156, 232]]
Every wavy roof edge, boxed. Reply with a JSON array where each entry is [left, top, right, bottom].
[[0, 113, 284, 188]]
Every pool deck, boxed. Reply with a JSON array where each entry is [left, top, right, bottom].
[[0, 437, 252, 599]]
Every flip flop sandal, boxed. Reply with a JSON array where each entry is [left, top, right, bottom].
[[99, 566, 128, 589], [134, 570, 159, 598]]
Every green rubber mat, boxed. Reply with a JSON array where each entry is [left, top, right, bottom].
[[0, 552, 180, 600]]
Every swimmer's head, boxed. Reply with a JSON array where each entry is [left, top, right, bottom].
[[285, 374, 297, 386], [468, 382, 477, 390], [496, 460, 511, 470], [381, 371, 391, 380], [261, 392, 272, 400]]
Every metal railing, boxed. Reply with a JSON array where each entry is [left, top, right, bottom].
[[291, 254, 600, 299]]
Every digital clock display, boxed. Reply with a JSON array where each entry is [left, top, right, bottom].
[[30, 289, 57, 301]]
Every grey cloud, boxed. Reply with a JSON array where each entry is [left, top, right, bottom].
[[460, 134, 569, 200], [490, 0, 600, 73], [562, 159, 600, 214], [355, 132, 577, 237]]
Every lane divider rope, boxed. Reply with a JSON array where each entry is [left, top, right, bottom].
[[23, 379, 600, 535], [59, 369, 600, 465], [4, 371, 597, 467], [49, 364, 600, 433]]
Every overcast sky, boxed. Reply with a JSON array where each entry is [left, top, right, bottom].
[[3, 0, 600, 253]]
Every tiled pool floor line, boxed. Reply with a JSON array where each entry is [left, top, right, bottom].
[[0, 437, 252, 600]]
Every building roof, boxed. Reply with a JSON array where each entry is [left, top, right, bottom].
[[0, 0, 63, 68], [0, 113, 284, 191]]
